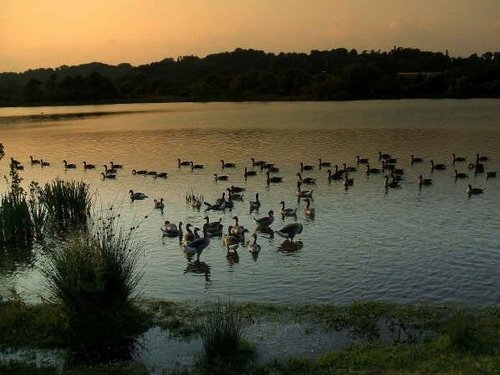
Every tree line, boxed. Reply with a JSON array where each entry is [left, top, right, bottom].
[[0, 47, 499, 106]]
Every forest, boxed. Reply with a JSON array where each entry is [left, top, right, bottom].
[[0, 47, 499, 106]]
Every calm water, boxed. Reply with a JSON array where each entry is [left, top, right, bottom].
[[1, 100, 499, 305]]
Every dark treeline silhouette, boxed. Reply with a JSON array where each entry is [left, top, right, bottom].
[[0, 47, 499, 106]]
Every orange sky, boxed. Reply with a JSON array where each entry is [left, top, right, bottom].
[[1, 0, 499, 72]]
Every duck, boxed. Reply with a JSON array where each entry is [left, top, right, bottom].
[[266, 171, 283, 184], [327, 166, 344, 181], [154, 198, 165, 209], [356, 155, 369, 165], [178, 158, 191, 167], [129, 190, 148, 201], [430, 160, 446, 171], [246, 233, 261, 254], [384, 175, 400, 189], [249, 193, 261, 211], [63, 160, 77, 169], [296, 181, 314, 198], [303, 198, 315, 217], [318, 158, 331, 168], [466, 185, 484, 195], [418, 175, 433, 186], [40, 159, 50, 167], [296, 173, 316, 185], [452, 153, 466, 163], [221, 160, 236, 169], [300, 162, 314, 171], [254, 210, 274, 228], [366, 164, 381, 175], [214, 174, 229, 181], [280, 201, 297, 217], [83, 161, 96, 169], [486, 171, 497, 179], [275, 222, 303, 242], [101, 172, 116, 179], [132, 169, 147, 175], [190, 161, 204, 170], [244, 167, 257, 179], [411, 154, 424, 164], [155, 172, 168, 179], [455, 169, 468, 179], [161, 221, 182, 238], [30, 155, 40, 164], [110, 161, 123, 169]]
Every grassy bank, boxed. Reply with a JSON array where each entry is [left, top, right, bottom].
[[1, 298, 499, 374]]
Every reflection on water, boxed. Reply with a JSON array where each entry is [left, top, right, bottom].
[[0, 100, 499, 305]]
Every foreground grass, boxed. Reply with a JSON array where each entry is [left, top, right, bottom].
[[1, 299, 499, 374]]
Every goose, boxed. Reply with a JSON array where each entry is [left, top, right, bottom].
[[275, 222, 303, 242], [110, 161, 123, 169], [378, 151, 391, 161], [386, 157, 398, 164], [40, 159, 50, 167], [147, 171, 158, 176], [327, 166, 344, 181], [384, 175, 400, 189], [223, 226, 247, 250], [155, 172, 168, 179], [262, 162, 275, 170], [249, 193, 261, 211], [161, 221, 181, 238], [343, 173, 354, 188], [303, 198, 315, 217], [103, 164, 117, 174], [204, 217, 223, 236], [430, 160, 446, 171], [154, 198, 165, 209], [254, 210, 274, 228], [184, 225, 210, 260], [15, 164, 24, 170], [486, 171, 497, 179], [83, 161, 96, 169], [266, 171, 283, 184], [452, 153, 466, 163], [366, 164, 381, 175], [411, 154, 424, 164], [381, 160, 395, 171], [296, 173, 316, 185], [63, 160, 76, 169], [221, 160, 236, 169], [342, 163, 357, 172], [230, 216, 245, 237], [247, 233, 261, 254], [132, 169, 147, 175], [300, 162, 314, 171], [183, 223, 196, 243], [279, 201, 297, 217], [101, 172, 116, 180], [455, 169, 468, 179], [251, 158, 267, 167], [177, 158, 191, 167], [30, 155, 40, 164], [230, 185, 246, 193], [467, 185, 484, 195], [214, 174, 228, 181], [244, 167, 257, 178], [476, 153, 489, 162], [318, 158, 331, 168], [474, 163, 484, 174], [226, 188, 244, 201], [261, 163, 279, 172], [11, 157, 21, 166], [297, 181, 314, 198], [190, 161, 204, 169], [390, 171, 404, 182], [129, 190, 148, 201], [356, 155, 369, 165], [418, 175, 432, 186]]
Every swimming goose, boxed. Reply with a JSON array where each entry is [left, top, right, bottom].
[[223, 226, 248, 250], [184, 225, 210, 260], [204, 217, 223, 236], [303, 198, 315, 217], [249, 193, 261, 211], [486, 171, 497, 179], [101, 172, 116, 179], [378, 151, 391, 161], [230, 216, 245, 236], [178, 158, 191, 167], [214, 174, 228, 181], [226, 188, 244, 201], [83, 161, 96, 169], [296, 173, 316, 185], [297, 181, 314, 198], [318, 158, 331, 168], [342, 163, 357, 172], [476, 153, 489, 162], [418, 175, 432, 186], [356, 155, 369, 165], [452, 153, 466, 163], [110, 161, 123, 169], [103, 165, 117, 174], [251, 158, 267, 167], [366, 164, 381, 175], [221, 160, 236, 169], [275, 222, 303, 242], [430, 160, 446, 171], [132, 169, 147, 175], [190, 161, 204, 170], [183, 223, 196, 243], [266, 171, 283, 184], [30, 156, 40, 164], [467, 185, 484, 195], [154, 198, 165, 209], [327, 166, 344, 181], [230, 185, 246, 193], [63, 160, 76, 169], [454, 169, 468, 179], [343, 173, 354, 188], [300, 162, 314, 171], [411, 154, 424, 164], [244, 167, 257, 179], [247, 233, 261, 254], [40, 159, 50, 167], [129, 190, 148, 201], [155, 172, 168, 179], [161, 221, 181, 238], [384, 175, 400, 189], [254, 210, 274, 228], [279, 201, 297, 217], [261, 164, 279, 173], [147, 171, 158, 176], [11, 157, 21, 166]]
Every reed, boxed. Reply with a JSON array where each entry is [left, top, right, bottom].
[[201, 300, 244, 358], [42, 213, 146, 353], [38, 179, 92, 228]]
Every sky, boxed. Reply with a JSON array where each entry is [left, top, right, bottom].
[[1, 0, 499, 72]]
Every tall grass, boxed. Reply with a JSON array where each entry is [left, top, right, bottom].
[[42, 213, 146, 354], [38, 179, 92, 228], [201, 301, 244, 358]]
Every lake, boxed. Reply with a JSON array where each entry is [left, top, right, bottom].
[[0, 100, 499, 305]]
